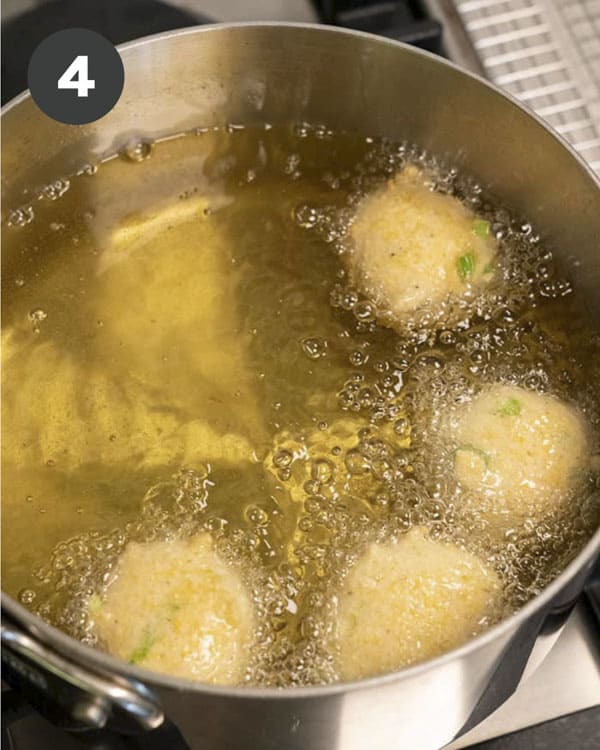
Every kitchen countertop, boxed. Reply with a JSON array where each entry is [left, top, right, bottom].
[[448, 600, 600, 748], [469, 707, 600, 750]]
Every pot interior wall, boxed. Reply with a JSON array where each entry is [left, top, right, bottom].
[[2, 25, 600, 315]]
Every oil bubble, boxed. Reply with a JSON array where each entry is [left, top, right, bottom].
[[345, 450, 370, 475], [312, 459, 335, 484], [7, 206, 35, 227], [40, 179, 70, 201], [18, 589, 36, 605], [122, 140, 153, 163], [245, 506, 269, 526], [301, 337, 328, 360], [353, 300, 376, 322], [349, 350, 368, 367], [78, 163, 98, 176], [273, 449, 293, 469]]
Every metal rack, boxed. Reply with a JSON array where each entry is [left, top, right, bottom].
[[453, 0, 600, 173]]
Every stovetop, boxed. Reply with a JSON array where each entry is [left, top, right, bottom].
[[2, 1, 599, 748]]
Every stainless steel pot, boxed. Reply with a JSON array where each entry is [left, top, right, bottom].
[[2, 23, 600, 750]]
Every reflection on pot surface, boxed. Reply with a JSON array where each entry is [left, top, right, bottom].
[[3, 124, 600, 687]]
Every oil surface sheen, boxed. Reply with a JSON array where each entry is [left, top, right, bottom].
[[3, 124, 600, 686]]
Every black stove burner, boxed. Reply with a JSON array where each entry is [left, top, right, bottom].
[[1, 0, 209, 104], [315, 0, 442, 51]]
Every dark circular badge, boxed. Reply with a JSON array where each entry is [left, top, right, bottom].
[[27, 28, 124, 125]]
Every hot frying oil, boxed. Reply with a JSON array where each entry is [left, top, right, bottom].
[[2, 124, 599, 686]]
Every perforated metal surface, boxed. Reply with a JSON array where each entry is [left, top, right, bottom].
[[454, 0, 600, 172]]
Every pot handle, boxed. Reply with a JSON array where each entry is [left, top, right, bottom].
[[1, 620, 164, 734]]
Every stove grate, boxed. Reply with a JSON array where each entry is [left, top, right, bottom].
[[453, 0, 600, 173]]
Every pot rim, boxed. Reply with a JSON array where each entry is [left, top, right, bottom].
[[2, 21, 599, 700]]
